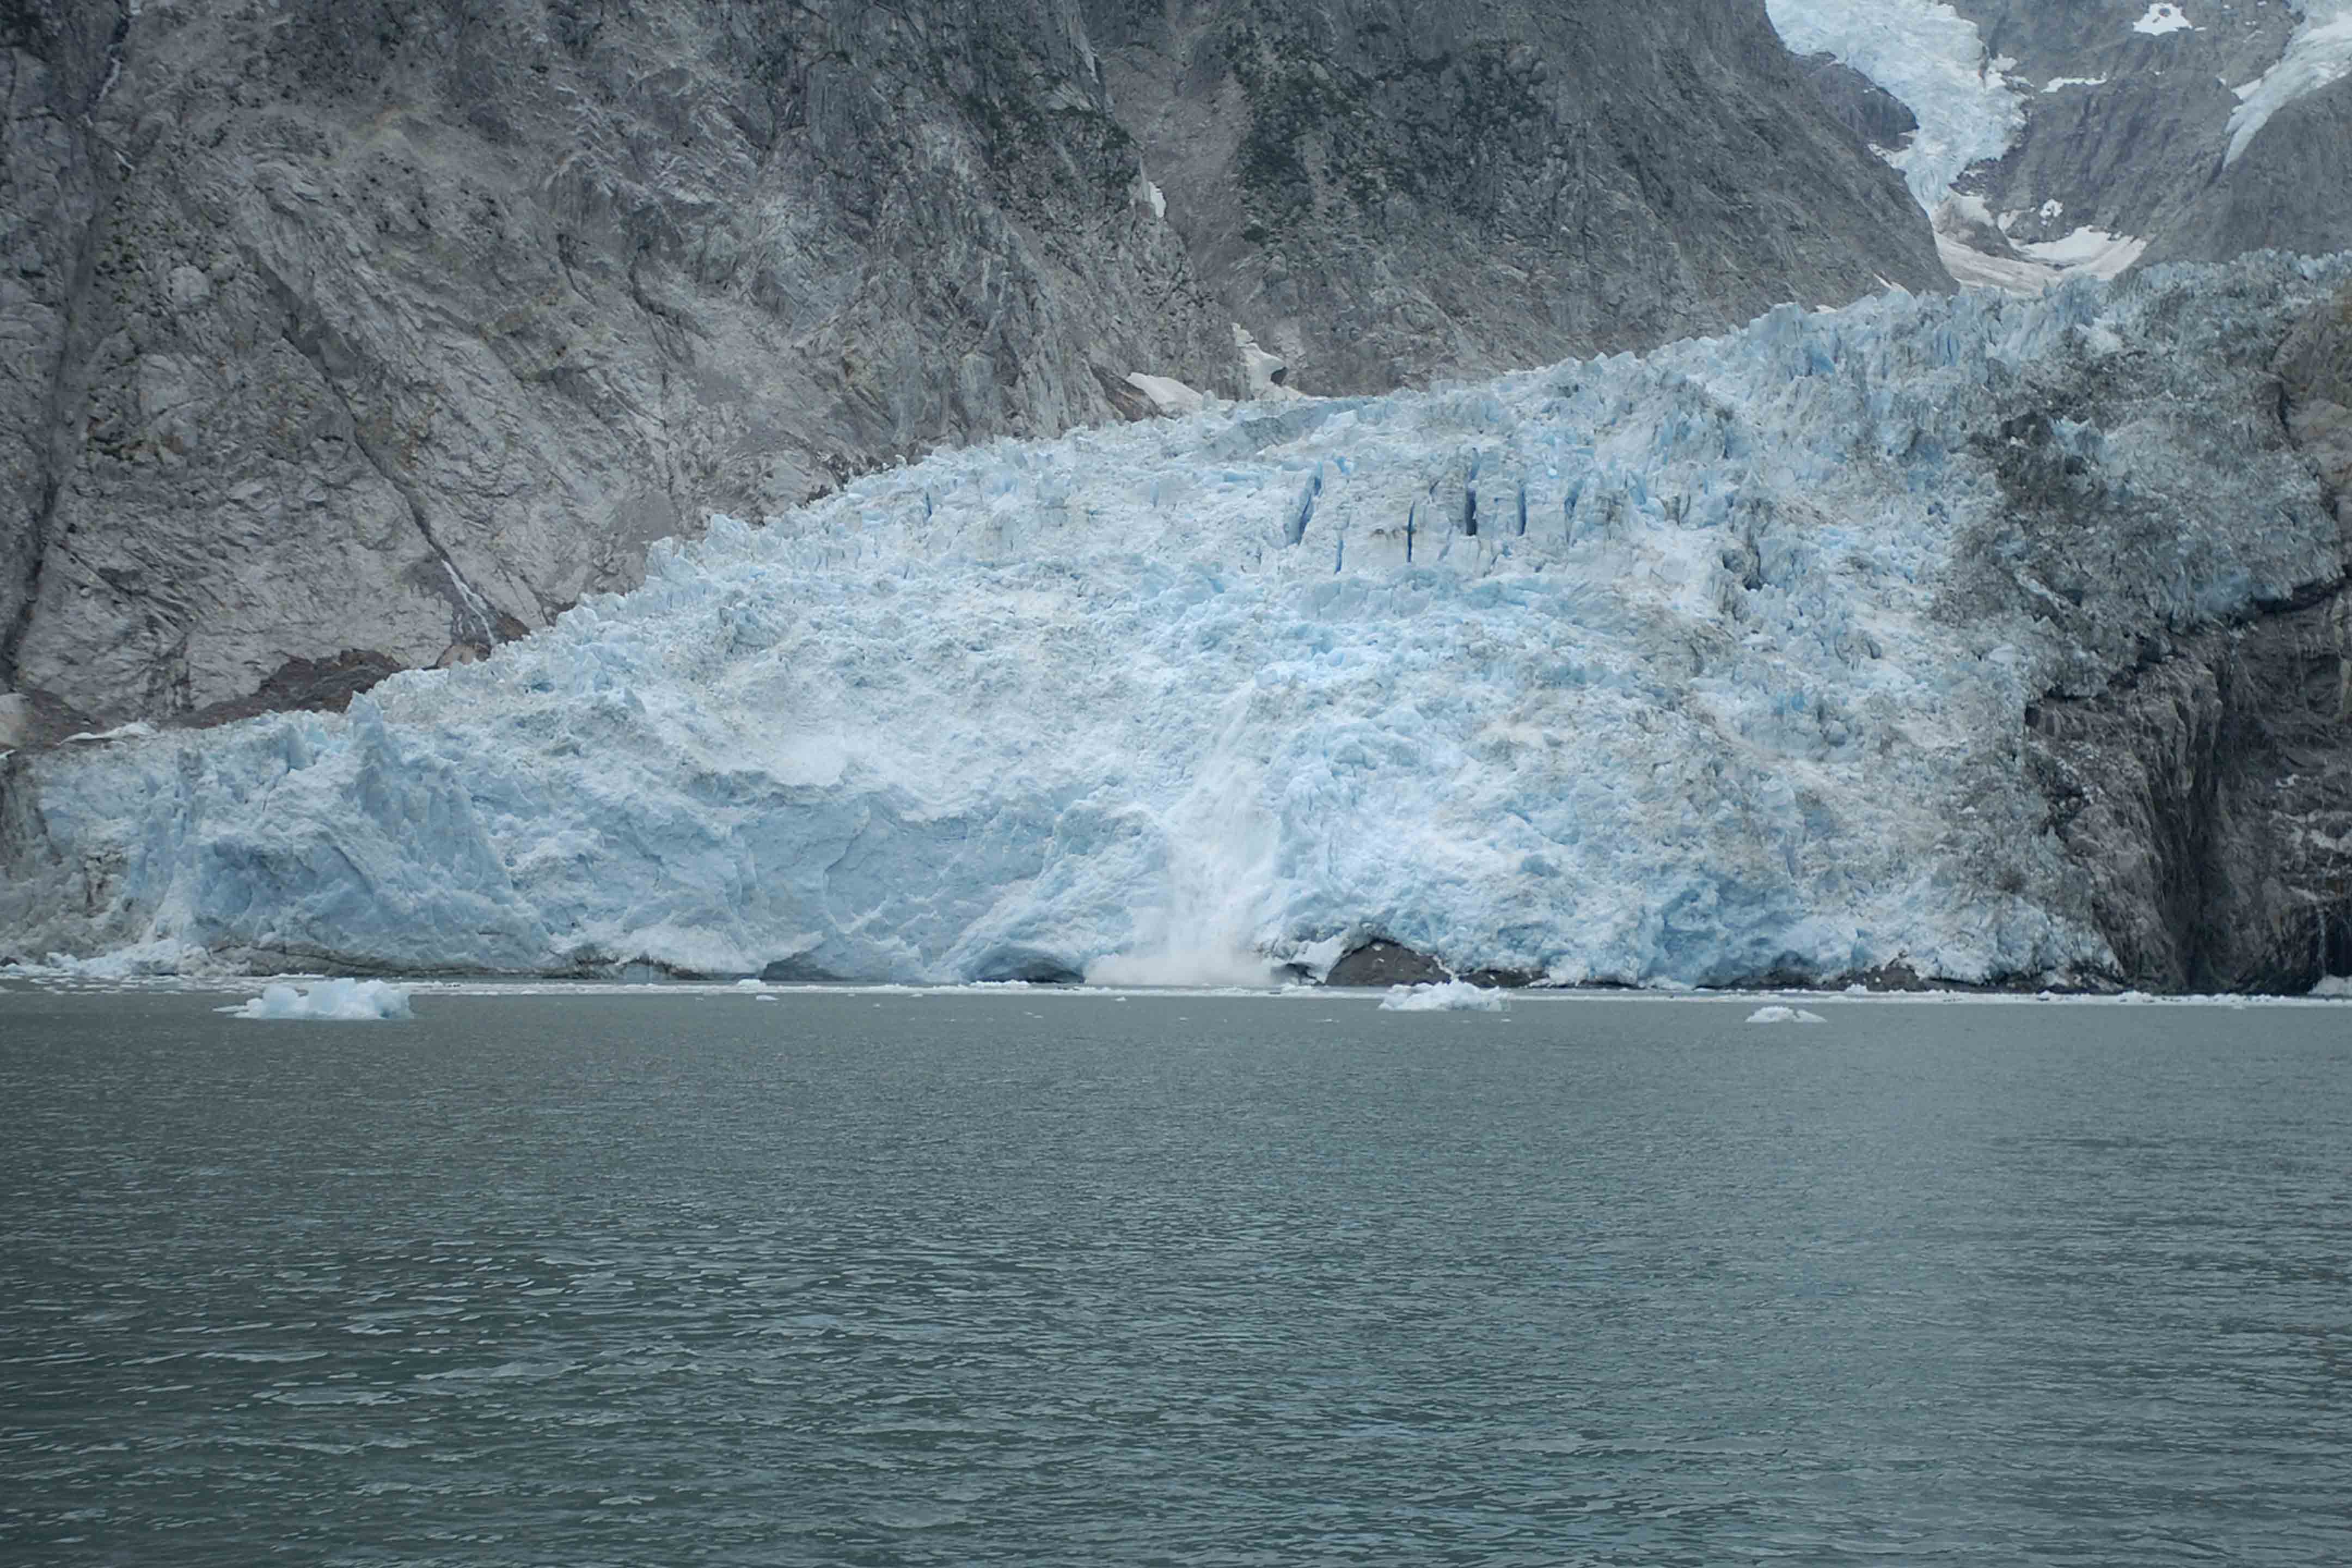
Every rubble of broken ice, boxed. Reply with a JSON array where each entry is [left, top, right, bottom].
[[4, 255, 2347, 990]]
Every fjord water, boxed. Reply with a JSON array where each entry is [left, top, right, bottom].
[[2, 990, 2346, 1565]]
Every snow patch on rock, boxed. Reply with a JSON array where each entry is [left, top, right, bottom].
[[1124, 373, 1208, 418], [2017, 228, 2149, 280], [2226, 1, 2352, 165]]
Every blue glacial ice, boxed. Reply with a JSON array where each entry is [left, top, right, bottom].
[[3, 256, 2346, 988]]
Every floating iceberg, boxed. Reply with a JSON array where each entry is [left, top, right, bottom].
[[1747, 1004, 1827, 1024], [1380, 981, 1509, 1014], [3, 256, 2345, 990], [226, 979, 414, 1021]]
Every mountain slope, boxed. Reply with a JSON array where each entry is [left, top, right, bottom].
[[1771, 0, 2352, 286], [1084, 0, 1950, 394]]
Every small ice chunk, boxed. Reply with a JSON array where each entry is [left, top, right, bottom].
[[2115, 989, 2155, 1003], [733, 978, 767, 993], [64, 721, 157, 745], [1747, 1004, 1826, 1023], [228, 979, 413, 1021], [1380, 980, 1507, 1013]]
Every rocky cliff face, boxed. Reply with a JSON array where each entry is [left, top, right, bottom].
[[2143, 76, 2352, 268], [0, 0, 1945, 734], [1082, 0, 1949, 396], [1, 0, 1242, 736], [2024, 281, 2352, 992], [1946, 1, 2294, 253]]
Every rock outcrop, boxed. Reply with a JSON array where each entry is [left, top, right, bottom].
[[2, 0, 1244, 731], [2143, 77, 2352, 269], [2023, 282, 2352, 991]]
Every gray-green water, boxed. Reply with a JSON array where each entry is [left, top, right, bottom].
[[2, 988, 2347, 1565]]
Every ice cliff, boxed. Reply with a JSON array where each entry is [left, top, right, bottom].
[[4, 256, 2349, 990]]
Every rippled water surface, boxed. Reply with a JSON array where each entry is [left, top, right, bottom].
[[3, 987, 2348, 1565]]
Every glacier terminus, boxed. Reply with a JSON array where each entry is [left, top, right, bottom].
[[4, 255, 2349, 992]]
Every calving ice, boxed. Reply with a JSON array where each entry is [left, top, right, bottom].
[[2, 256, 2347, 990]]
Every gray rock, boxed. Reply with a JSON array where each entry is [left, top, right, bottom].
[[2142, 78, 2352, 270], [1791, 51, 1918, 153], [1936, 1, 2349, 271], [1325, 940, 1448, 988], [2, 0, 1239, 726], [1950, 0, 2290, 249], [1086, 0, 1950, 395], [2, 0, 1949, 727]]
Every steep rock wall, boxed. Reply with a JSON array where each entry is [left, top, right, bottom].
[[1, 0, 1239, 730], [2026, 283, 2352, 990], [1084, 0, 1949, 395]]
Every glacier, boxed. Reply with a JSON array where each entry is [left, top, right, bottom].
[[1, 255, 2345, 989], [1765, 0, 2024, 210]]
